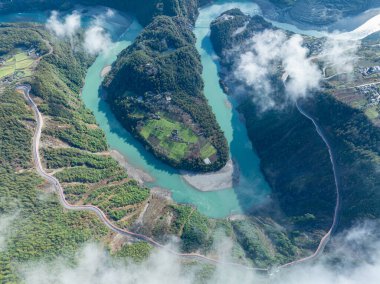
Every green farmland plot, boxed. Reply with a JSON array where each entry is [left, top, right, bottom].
[[0, 51, 34, 79], [0, 65, 15, 78], [200, 143, 217, 160], [139, 115, 202, 162]]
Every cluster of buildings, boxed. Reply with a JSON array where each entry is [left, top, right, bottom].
[[356, 84, 380, 107], [170, 129, 183, 142], [359, 66, 380, 77], [137, 91, 172, 105], [144, 63, 158, 76]]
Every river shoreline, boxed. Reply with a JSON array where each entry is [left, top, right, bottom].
[[109, 149, 155, 184], [100, 65, 111, 77], [181, 159, 238, 191]]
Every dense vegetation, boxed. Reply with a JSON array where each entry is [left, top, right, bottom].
[[210, 10, 272, 57], [114, 242, 153, 262], [0, 87, 33, 169], [43, 148, 118, 169], [240, 102, 336, 229], [303, 94, 380, 228], [0, 23, 154, 281], [86, 181, 150, 220], [0, 85, 107, 282], [210, 9, 380, 239], [104, 15, 228, 172], [55, 165, 127, 183], [0, 23, 49, 55], [171, 205, 212, 251], [231, 218, 299, 267]]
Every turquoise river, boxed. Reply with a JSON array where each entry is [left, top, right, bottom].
[[0, 1, 371, 218], [81, 1, 272, 218]]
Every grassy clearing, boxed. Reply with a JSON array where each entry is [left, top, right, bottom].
[[0, 51, 34, 79], [0, 65, 15, 78], [16, 58, 34, 69], [351, 98, 368, 109], [140, 115, 199, 161], [140, 116, 197, 143], [14, 52, 29, 61], [200, 143, 217, 160], [365, 106, 379, 120]]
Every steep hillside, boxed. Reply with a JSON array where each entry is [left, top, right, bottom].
[[210, 10, 380, 234], [103, 16, 229, 172]]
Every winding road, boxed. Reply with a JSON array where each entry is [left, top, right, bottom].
[[277, 102, 341, 269]]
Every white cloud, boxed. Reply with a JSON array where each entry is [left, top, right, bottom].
[[16, 221, 380, 284], [282, 34, 321, 99], [274, 221, 380, 284], [321, 35, 360, 75], [83, 25, 112, 55], [46, 11, 81, 38], [46, 10, 113, 55], [106, 8, 115, 18], [235, 29, 321, 110], [20, 243, 196, 284], [236, 29, 285, 94], [0, 213, 17, 251]]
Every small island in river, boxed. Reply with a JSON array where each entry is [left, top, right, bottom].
[[103, 15, 229, 173]]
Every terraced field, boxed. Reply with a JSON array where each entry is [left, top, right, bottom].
[[0, 51, 34, 79], [139, 114, 217, 162]]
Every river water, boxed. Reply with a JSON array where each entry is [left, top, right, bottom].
[[81, 2, 275, 218], [1, 1, 378, 218]]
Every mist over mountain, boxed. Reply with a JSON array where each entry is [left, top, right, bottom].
[[0, 1, 379, 283]]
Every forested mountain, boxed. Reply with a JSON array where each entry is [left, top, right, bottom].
[[210, 9, 380, 233], [103, 16, 229, 172]]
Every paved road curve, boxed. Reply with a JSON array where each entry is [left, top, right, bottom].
[[277, 102, 341, 269], [18, 83, 340, 273]]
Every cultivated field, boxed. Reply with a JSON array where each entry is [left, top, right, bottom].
[[0, 51, 34, 80]]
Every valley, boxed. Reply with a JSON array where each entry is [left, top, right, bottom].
[[0, 1, 379, 283]]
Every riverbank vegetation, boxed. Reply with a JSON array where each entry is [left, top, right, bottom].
[[104, 15, 228, 172]]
